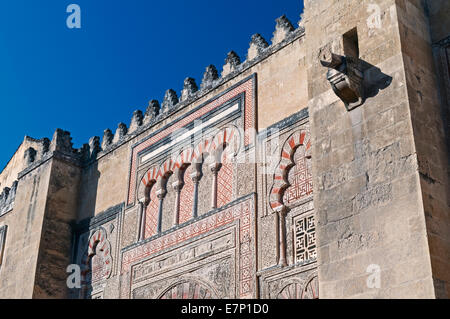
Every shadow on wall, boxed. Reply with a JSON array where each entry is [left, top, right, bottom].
[[81, 162, 101, 221], [69, 160, 101, 299], [361, 59, 393, 101]]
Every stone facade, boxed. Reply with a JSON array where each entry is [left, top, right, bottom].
[[0, 0, 448, 299]]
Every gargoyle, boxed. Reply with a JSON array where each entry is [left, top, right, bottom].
[[321, 53, 364, 111]]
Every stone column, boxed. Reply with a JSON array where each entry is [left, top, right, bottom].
[[156, 190, 166, 234], [209, 163, 222, 210], [172, 181, 184, 226], [138, 201, 146, 241], [190, 170, 202, 219], [278, 206, 288, 267]]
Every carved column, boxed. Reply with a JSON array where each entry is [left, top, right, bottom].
[[278, 207, 288, 267], [138, 201, 146, 241], [209, 163, 222, 210], [190, 170, 202, 219], [156, 190, 166, 234], [172, 181, 184, 226]]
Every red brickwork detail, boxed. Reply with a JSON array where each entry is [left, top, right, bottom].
[[179, 165, 194, 224], [128, 77, 255, 205], [81, 228, 112, 286], [269, 130, 312, 212], [217, 162, 233, 208], [122, 196, 255, 298]]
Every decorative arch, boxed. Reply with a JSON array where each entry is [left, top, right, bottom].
[[138, 164, 159, 207], [276, 275, 319, 299], [209, 126, 239, 161], [80, 227, 113, 298], [138, 125, 240, 191], [157, 279, 217, 299], [192, 138, 212, 164], [173, 147, 194, 171], [301, 275, 319, 299], [140, 166, 159, 189], [135, 126, 242, 238], [269, 130, 312, 212], [276, 280, 304, 299], [158, 157, 176, 180], [173, 147, 195, 225]]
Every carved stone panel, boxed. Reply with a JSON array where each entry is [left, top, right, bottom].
[[121, 195, 256, 299], [258, 263, 318, 299], [158, 280, 215, 299], [293, 213, 317, 264]]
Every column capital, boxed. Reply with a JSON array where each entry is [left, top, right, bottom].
[[190, 171, 202, 184], [172, 180, 184, 192], [156, 189, 167, 200], [209, 162, 222, 173]]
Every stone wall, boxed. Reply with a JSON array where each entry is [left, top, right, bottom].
[[303, 0, 448, 298], [0, 161, 52, 298], [33, 157, 82, 298], [398, 0, 450, 299]]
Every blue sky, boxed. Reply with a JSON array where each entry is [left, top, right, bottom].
[[0, 0, 304, 171]]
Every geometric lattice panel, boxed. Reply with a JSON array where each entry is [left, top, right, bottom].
[[294, 214, 316, 264], [283, 146, 313, 205], [217, 162, 233, 208], [144, 186, 159, 239], [179, 165, 194, 224]]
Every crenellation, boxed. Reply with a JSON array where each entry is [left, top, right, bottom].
[[247, 34, 269, 61], [222, 51, 241, 77], [272, 15, 295, 46], [101, 129, 114, 150], [144, 100, 161, 124], [200, 65, 219, 90], [180, 78, 199, 102], [129, 110, 144, 133], [50, 129, 75, 154], [161, 89, 179, 114], [113, 123, 128, 144], [89, 136, 101, 159]]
